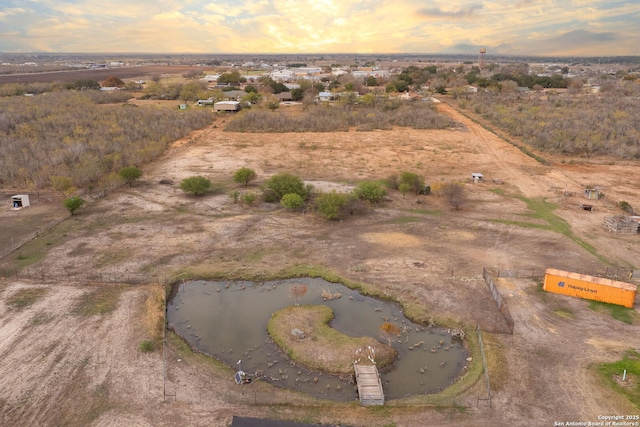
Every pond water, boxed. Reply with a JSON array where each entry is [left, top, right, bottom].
[[167, 278, 469, 401]]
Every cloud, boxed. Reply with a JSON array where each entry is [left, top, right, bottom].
[[0, 0, 639, 55], [484, 29, 626, 56], [417, 3, 483, 20], [0, 7, 26, 21], [549, 29, 617, 44]]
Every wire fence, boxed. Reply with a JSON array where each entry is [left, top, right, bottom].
[[0, 216, 68, 261], [482, 268, 515, 335], [162, 384, 463, 408], [484, 266, 635, 282], [0, 266, 159, 285]]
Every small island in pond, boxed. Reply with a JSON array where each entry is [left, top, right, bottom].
[[267, 305, 398, 376]]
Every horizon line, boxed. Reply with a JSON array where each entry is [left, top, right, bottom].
[[2, 52, 640, 60]]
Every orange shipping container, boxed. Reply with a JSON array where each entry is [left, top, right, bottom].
[[543, 268, 637, 308]]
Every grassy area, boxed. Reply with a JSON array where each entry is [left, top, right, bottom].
[[93, 248, 135, 268], [596, 350, 640, 410], [552, 307, 575, 319], [72, 286, 125, 316], [482, 333, 508, 392], [267, 305, 397, 375], [382, 216, 424, 225], [29, 311, 56, 326], [405, 208, 443, 216], [489, 191, 608, 264], [3, 219, 76, 272], [588, 301, 637, 324], [6, 287, 48, 310]]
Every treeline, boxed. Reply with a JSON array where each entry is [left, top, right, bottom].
[[0, 91, 215, 189], [465, 72, 569, 89], [457, 90, 640, 158], [225, 99, 454, 132]]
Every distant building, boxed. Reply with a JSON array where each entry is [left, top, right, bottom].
[[214, 101, 242, 112], [317, 91, 338, 102], [201, 74, 220, 82]]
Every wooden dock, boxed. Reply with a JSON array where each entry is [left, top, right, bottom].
[[354, 363, 384, 406]]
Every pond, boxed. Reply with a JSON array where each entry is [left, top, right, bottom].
[[167, 278, 469, 401]]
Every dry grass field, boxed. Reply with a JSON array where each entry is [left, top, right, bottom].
[[1, 100, 639, 426]]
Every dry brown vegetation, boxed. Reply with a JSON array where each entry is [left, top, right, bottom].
[[224, 100, 454, 132], [0, 91, 215, 189], [456, 87, 640, 158]]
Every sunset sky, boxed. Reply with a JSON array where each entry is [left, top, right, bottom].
[[1, 0, 639, 56]]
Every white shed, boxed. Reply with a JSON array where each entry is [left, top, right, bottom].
[[471, 173, 483, 182], [11, 194, 30, 209], [214, 101, 242, 111]]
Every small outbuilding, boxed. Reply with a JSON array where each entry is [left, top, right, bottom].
[[214, 101, 242, 112], [197, 99, 214, 107], [471, 173, 483, 183], [584, 188, 600, 200], [11, 194, 30, 210]]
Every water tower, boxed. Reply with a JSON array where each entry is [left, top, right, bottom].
[[479, 48, 486, 68]]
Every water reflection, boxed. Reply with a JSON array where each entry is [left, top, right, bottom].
[[167, 278, 468, 400]]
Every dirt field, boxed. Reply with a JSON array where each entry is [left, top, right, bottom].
[[1, 101, 639, 426], [0, 65, 207, 85]]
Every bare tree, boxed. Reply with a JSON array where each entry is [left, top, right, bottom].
[[380, 322, 401, 347], [290, 284, 308, 306], [442, 181, 466, 210]]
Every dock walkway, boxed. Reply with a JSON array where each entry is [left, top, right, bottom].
[[354, 363, 384, 406]]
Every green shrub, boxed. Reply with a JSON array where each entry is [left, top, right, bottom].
[[261, 188, 279, 203], [180, 176, 212, 196], [233, 167, 257, 187], [241, 192, 257, 205], [118, 166, 143, 187], [64, 196, 85, 215], [355, 181, 386, 203], [316, 191, 349, 220], [281, 193, 305, 210], [265, 173, 307, 200], [139, 340, 155, 353], [399, 171, 425, 194], [398, 183, 411, 198]]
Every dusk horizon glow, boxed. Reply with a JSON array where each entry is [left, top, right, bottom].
[[1, 1, 639, 56]]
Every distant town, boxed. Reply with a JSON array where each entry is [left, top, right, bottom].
[[1, 52, 639, 78]]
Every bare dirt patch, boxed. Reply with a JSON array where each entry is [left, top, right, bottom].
[[1, 102, 640, 426]]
